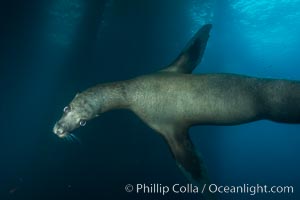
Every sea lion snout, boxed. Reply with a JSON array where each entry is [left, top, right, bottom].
[[53, 122, 68, 137]]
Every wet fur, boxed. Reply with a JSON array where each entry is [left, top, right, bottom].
[[54, 24, 300, 200]]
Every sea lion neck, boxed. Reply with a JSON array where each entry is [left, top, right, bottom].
[[86, 81, 131, 114]]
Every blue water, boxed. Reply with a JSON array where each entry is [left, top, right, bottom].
[[1, 0, 299, 199]]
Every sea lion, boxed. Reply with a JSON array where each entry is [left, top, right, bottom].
[[53, 24, 300, 199]]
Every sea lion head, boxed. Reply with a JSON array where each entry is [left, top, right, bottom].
[[53, 92, 98, 138]]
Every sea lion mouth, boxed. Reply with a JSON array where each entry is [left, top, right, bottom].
[[53, 130, 69, 138], [57, 132, 69, 138]]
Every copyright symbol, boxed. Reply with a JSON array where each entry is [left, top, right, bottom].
[[125, 184, 134, 193]]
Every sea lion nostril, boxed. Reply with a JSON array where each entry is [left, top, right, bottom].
[[53, 123, 65, 135], [54, 128, 66, 136]]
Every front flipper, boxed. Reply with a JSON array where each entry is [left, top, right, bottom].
[[163, 131, 217, 200], [162, 24, 212, 74]]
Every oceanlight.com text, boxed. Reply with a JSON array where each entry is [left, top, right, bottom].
[[124, 183, 294, 196]]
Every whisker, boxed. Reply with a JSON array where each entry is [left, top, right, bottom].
[[63, 135, 72, 143], [62, 137, 67, 142], [70, 134, 81, 144], [68, 135, 75, 143]]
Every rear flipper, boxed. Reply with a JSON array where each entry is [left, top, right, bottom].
[[164, 131, 217, 200]]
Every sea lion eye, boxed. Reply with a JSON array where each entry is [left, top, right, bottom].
[[63, 106, 71, 113], [79, 120, 86, 127]]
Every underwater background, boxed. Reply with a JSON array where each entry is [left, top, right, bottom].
[[1, 0, 300, 199]]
